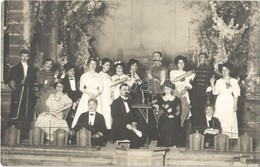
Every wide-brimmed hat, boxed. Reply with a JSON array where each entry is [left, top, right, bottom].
[[218, 62, 234, 73]]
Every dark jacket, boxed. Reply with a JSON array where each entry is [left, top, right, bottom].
[[7, 62, 36, 120], [74, 111, 107, 146], [62, 75, 82, 102], [110, 96, 137, 140]]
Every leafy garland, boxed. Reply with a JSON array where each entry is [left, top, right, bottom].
[[57, 0, 117, 72], [187, 1, 260, 94]]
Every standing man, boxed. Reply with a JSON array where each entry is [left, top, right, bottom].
[[110, 83, 147, 148], [6, 49, 37, 140], [191, 53, 213, 129], [148, 51, 168, 95], [62, 62, 82, 127]]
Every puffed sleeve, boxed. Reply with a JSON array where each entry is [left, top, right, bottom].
[[231, 78, 240, 97], [169, 70, 177, 82], [45, 94, 54, 110], [213, 79, 221, 95], [79, 73, 85, 92]]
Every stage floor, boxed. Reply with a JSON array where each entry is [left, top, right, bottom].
[[1, 140, 260, 166]]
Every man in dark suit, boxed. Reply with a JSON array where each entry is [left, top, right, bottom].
[[6, 49, 37, 140], [62, 62, 82, 127], [73, 98, 107, 146], [110, 83, 147, 148], [200, 104, 222, 148]]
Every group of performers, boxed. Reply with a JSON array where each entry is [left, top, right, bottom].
[[6, 49, 241, 148]]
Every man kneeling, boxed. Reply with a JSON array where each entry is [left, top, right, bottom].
[[110, 83, 147, 148]]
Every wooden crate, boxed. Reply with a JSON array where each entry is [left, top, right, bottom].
[[114, 148, 166, 166]]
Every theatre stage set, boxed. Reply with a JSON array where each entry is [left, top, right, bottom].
[[1, 0, 260, 166]]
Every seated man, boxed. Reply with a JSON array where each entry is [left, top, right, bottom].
[[201, 104, 222, 148], [73, 98, 107, 146], [110, 83, 147, 148]]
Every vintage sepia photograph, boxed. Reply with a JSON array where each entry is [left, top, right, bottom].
[[1, 0, 260, 166]]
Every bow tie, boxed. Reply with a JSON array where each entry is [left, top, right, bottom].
[[123, 99, 128, 102], [69, 77, 74, 80], [90, 113, 94, 116]]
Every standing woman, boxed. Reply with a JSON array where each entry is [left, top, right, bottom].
[[71, 58, 103, 128], [210, 62, 240, 139], [99, 58, 113, 130], [35, 58, 58, 115], [157, 80, 182, 147], [111, 61, 129, 100], [170, 55, 194, 126], [126, 59, 143, 103]]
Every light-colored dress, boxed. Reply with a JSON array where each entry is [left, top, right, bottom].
[[111, 74, 130, 100], [213, 78, 240, 139], [71, 72, 103, 128], [35, 93, 72, 141], [99, 71, 113, 129], [170, 70, 194, 126]]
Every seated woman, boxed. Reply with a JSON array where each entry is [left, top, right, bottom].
[[35, 81, 72, 141], [156, 80, 182, 147]]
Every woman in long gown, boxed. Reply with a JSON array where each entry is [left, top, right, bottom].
[[211, 62, 240, 139], [71, 58, 103, 128], [35, 82, 72, 141], [99, 58, 113, 130], [170, 55, 194, 126], [157, 80, 182, 147], [35, 59, 58, 115]]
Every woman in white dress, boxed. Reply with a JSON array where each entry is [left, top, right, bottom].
[[99, 58, 113, 130], [71, 58, 103, 128], [111, 61, 130, 99], [211, 62, 240, 139], [170, 55, 194, 126], [35, 82, 72, 141]]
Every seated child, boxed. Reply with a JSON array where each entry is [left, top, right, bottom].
[[201, 104, 222, 148]]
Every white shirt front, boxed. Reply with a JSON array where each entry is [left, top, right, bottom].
[[21, 62, 28, 78], [88, 111, 96, 125], [121, 96, 130, 113], [69, 77, 76, 91], [206, 115, 213, 127]]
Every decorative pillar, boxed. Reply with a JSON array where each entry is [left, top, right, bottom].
[[246, 2, 260, 97], [48, 2, 58, 62]]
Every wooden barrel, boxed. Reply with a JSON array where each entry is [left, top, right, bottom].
[[214, 134, 229, 152], [76, 127, 92, 147], [53, 129, 68, 147], [5, 125, 20, 146], [189, 131, 204, 151], [238, 133, 253, 153], [29, 127, 44, 145]]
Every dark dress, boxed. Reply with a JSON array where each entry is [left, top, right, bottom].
[[74, 112, 107, 146], [35, 69, 56, 115], [157, 95, 182, 147], [6, 62, 36, 138]]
